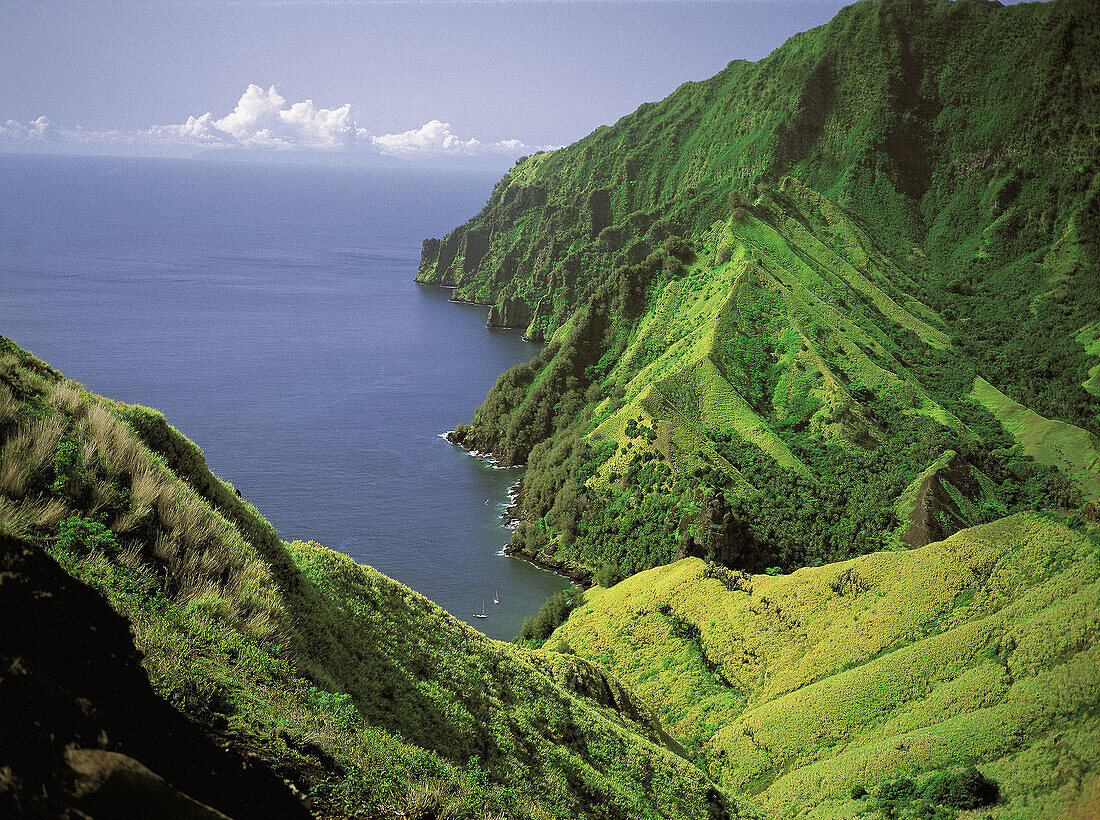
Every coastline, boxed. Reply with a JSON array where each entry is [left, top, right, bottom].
[[442, 429, 591, 588], [449, 297, 493, 308], [419, 282, 531, 333], [438, 429, 520, 470], [504, 544, 593, 589], [501, 479, 523, 531]]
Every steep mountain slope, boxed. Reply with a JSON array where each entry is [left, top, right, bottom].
[[0, 336, 745, 820], [549, 513, 1100, 819], [421, 0, 1097, 410], [454, 181, 1090, 582], [415, 9, 1100, 810], [424, 0, 1099, 580]]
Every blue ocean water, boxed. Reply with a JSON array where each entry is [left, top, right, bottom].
[[0, 153, 568, 640]]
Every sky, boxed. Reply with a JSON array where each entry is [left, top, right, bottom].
[[0, 0, 1019, 168]]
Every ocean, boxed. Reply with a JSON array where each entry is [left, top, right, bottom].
[[0, 153, 569, 640]]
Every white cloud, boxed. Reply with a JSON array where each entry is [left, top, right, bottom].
[[1, 85, 547, 164], [153, 112, 229, 144], [371, 119, 530, 157], [1, 116, 60, 141], [150, 84, 359, 150]]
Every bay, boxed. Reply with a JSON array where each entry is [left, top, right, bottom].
[[0, 153, 569, 640]]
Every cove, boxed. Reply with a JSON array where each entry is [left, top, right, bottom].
[[0, 153, 570, 640]]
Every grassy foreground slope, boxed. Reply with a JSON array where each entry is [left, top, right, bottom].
[[550, 514, 1100, 819], [0, 335, 746, 820]]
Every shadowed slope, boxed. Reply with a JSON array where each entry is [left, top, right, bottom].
[[0, 535, 312, 819]]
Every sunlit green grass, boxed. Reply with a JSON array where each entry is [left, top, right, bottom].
[[553, 513, 1100, 818]]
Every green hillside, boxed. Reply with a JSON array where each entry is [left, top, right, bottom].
[[412, 4, 1100, 814], [0, 336, 744, 820], [428, 0, 1098, 582], [6, 325, 1093, 817], [450, 180, 1088, 582], [549, 513, 1100, 819]]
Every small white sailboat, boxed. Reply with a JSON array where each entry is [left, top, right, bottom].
[[474, 602, 487, 619], [493, 589, 499, 605]]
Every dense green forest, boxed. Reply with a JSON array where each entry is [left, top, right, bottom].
[[427, 0, 1099, 582]]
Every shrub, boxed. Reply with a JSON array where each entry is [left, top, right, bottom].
[[919, 765, 999, 810], [594, 562, 625, 588], [519, 588, 580, 643], [56, 514, 118, 555], [554, 639, 574, 655], [664, 236, 696, 263], [911, 802, 954, 820], [50, 437, 82, 495], [875, 777, 917, 816]]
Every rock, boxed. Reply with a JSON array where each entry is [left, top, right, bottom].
[[66, 748, 232, 820], [899, 451, 990, 548]]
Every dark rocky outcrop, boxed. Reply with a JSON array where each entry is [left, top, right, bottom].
[[676, 492, 758, 570]]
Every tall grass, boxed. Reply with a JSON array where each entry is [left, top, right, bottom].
[[0, 346, 281, 639]]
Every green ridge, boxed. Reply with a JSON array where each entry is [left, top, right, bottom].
[[971, 376, 1100, 502], [891, 449, 996, 549], [428, 0, 1097, 581], [411, 6, 1100, 813], [459, 179, 1083, 578], [1080, 321, 1100, 398]]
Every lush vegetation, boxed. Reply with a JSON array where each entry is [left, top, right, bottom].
[[457, 181, 1093, 584], [5, 0, 1098, 817], [862, 765, 999, 818], [429, 0, 1098, 587], [518, 586, 583, 645], [0, 336, 745, 820], [550, 514, 1100, 818], [427, 20, 1100, 817]]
